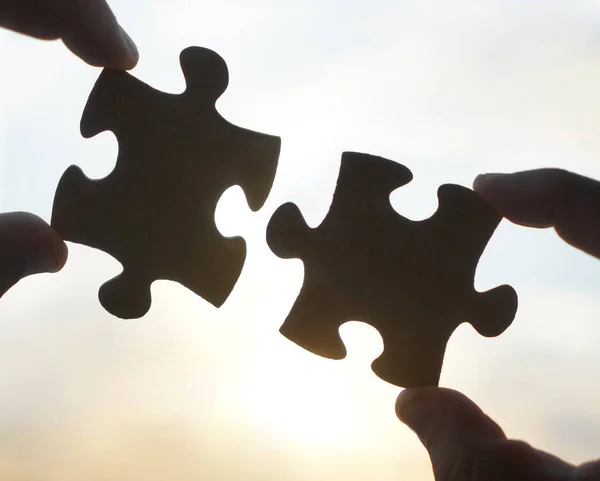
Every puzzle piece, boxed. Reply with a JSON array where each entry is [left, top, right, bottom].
[[267, 152, 517, 388], [52, 47, 280, 319]]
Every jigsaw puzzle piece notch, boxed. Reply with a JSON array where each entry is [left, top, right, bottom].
[[428, 184, 503, 259], [81, 68, 153, 141], [52, 165, 109, 247], [222, 127, 281, 212]]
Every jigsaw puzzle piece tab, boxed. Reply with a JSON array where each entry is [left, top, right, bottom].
[[464, 286, 519, 337], [99, 269, 152, 320], [52, 165, 111, 246], [267, 203, 314, 260], [80, 69, 150, 140]]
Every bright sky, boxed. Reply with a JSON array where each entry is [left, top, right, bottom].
[[1, 1, 600, 479]]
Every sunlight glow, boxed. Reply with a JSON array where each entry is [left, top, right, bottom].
[[239, 322, 391, 450]]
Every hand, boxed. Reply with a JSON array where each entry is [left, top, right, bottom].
[[474, 169, 600, 259], [0, 1, 136, 296], [396, 388, 600, 480], [0, 0, 138, 69]]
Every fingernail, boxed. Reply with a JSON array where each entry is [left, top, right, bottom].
[[396, 389, 434, 437], [119, 26, 139, 67], [473, 173, 505, 191]]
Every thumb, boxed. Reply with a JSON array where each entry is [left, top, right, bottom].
[[396, 388, 574, 481], [0, 212, 68, 297], [396, 388, 506, 470]]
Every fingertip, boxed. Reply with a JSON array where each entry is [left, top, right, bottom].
[[397, 388, 506, 454], [473, 173, 506, 194], [63, 25, 139, 71], [59, 0, 139, 71], [396, 387, 469, 422], [473, 173, 490, 191], [49, 232, 69, 274], [118, 26, 139, 70], [396, 388, 452, 439], [396, 387, 461, 418], [0, 212, 68, 276], [396, 387, 432, 423]]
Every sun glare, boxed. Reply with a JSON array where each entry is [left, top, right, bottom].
[[239, 321, 392, 450]]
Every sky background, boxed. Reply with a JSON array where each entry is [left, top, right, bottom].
[[1, 0, 600, 479]]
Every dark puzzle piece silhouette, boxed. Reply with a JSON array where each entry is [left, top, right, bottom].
[[52, 47, 280, 319], [267, 152, 518, 388]]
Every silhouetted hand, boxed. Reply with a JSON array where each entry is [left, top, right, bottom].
[[0, 1, 138, 297], [0, 0, 138, 69], [397, 388, 600, 480], [474, 168, 600, 259]]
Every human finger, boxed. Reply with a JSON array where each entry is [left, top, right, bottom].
[[396, 388, 573, 481], [396, 388, 506, 472], [474, 169, 600, 258], [0, 0, 138, 69], [0, 212, 68, 297]]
